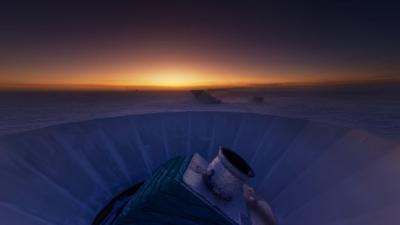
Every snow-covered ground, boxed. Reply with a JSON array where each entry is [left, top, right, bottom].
[[0, 88, 399, 139]]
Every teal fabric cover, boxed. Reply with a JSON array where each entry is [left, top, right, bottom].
[[113, 156, 234, 225]]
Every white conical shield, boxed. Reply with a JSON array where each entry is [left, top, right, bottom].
[[0, 111, 398, 225]]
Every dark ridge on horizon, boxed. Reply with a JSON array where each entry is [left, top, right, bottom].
[[0, 82, 203, 92], [1, 76, 399, 92], [234, 76, 400, 89]]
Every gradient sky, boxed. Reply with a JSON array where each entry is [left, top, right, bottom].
[[0, 1, 399, 89]]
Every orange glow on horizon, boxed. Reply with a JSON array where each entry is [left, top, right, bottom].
[[1, 57, 388, 91], [115, 67, 255, 89], [0, 60, 274, 90]]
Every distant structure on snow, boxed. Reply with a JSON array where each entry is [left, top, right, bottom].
[[191, 90, 222, 104]]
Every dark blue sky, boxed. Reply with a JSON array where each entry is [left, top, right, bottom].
[[0, 1, 399, 88]]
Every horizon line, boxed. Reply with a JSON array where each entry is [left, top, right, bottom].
[[0, 77, 399, 91]]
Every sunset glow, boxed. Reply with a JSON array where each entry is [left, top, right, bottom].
[[126, 68, 218, 88], [0, 2, 399, 91], [1, 59, 397, 91]]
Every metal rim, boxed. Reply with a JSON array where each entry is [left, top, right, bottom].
[[220, 147, 255, 178]]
